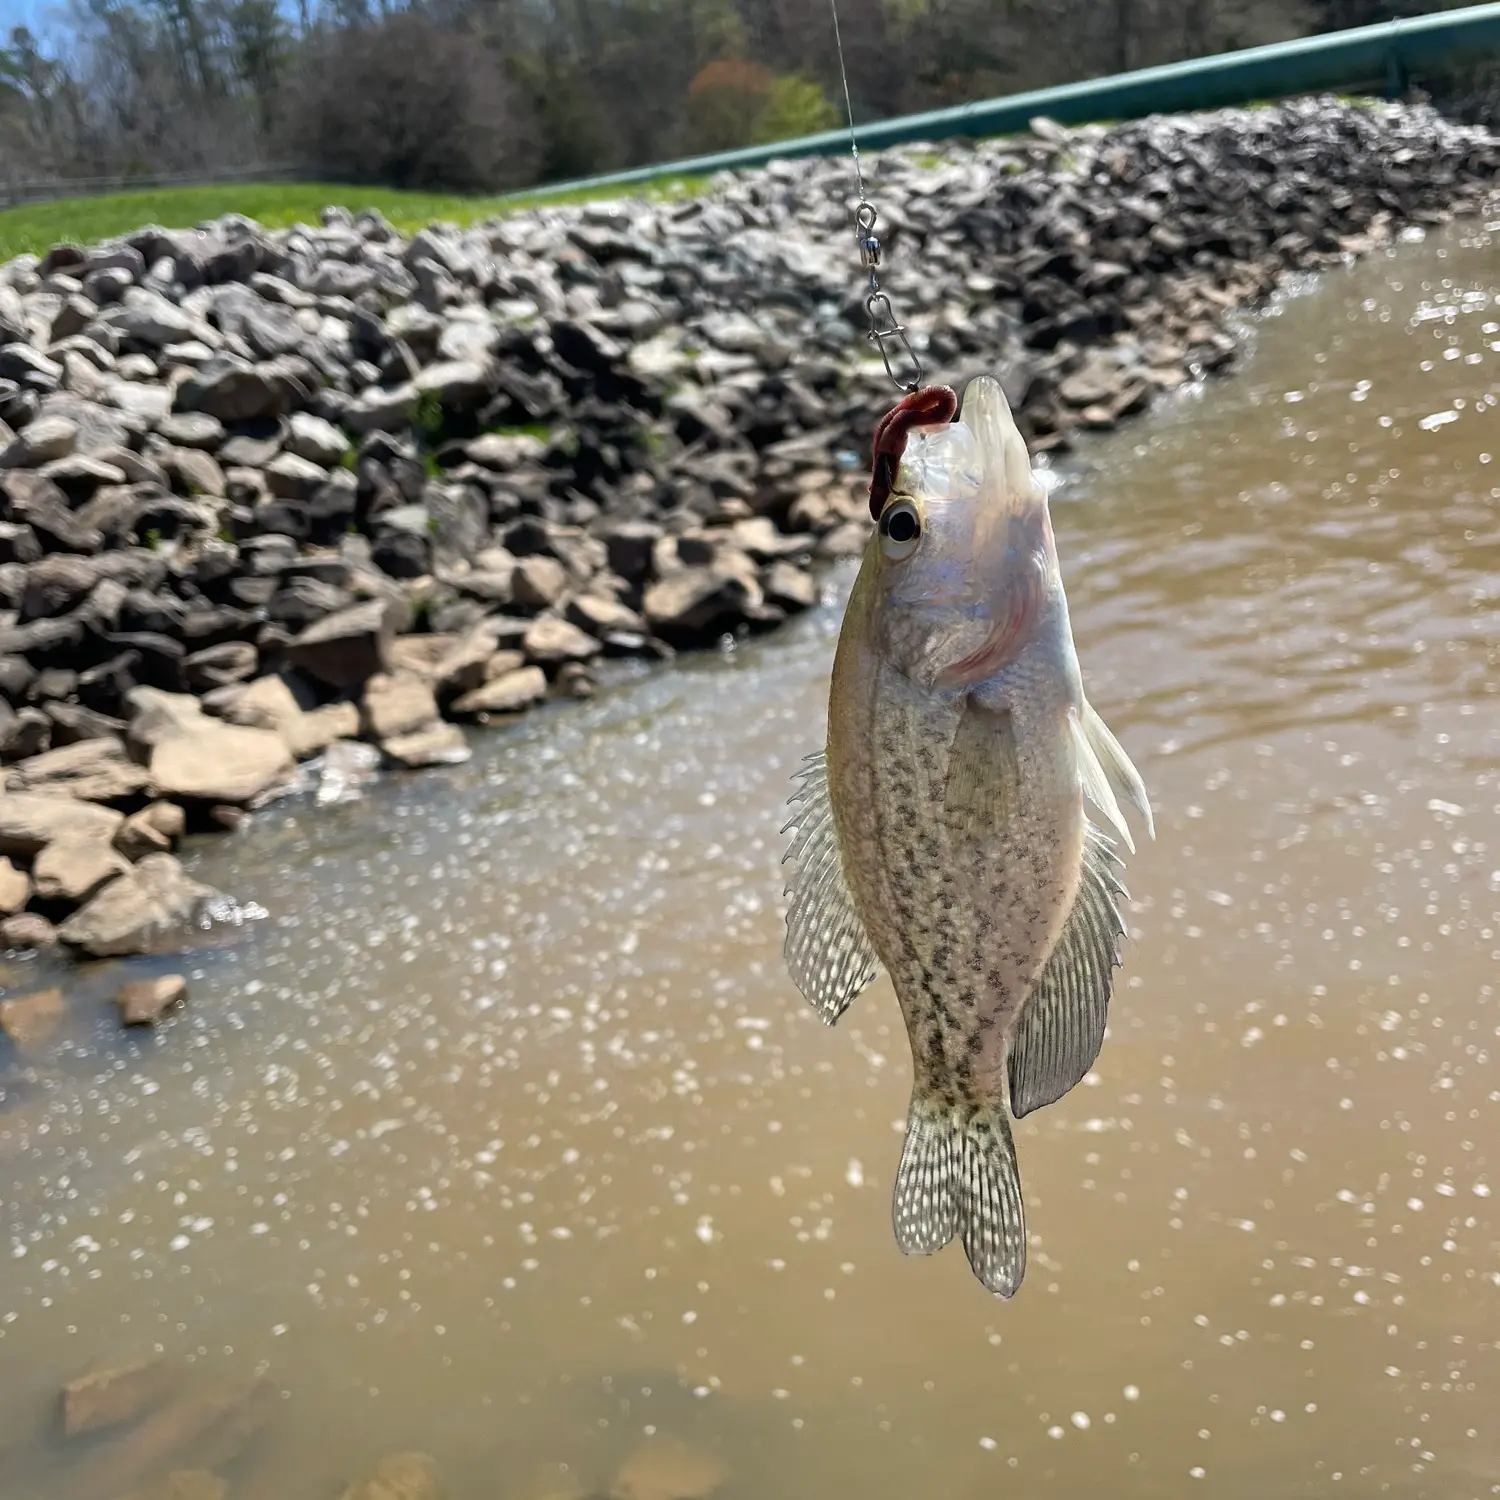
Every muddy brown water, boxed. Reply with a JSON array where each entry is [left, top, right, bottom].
[[1, 214, 1498, 1500]]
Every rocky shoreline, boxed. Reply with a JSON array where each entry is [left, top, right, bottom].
[[0, 96, 1492, 972]]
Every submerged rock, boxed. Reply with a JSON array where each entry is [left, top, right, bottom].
[[116, 973, 188, 1025], [62, 1353, 174, 1436], [609, 1438, 726, 1500], [56, 853, 214, 957], [339, 1451, 446, 1500], [0, 985, 64, 1047]]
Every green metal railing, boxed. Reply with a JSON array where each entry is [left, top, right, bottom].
[[506, 2, 1500, 202]]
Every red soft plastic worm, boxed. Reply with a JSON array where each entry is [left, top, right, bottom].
[[867, 384, 958, 520]]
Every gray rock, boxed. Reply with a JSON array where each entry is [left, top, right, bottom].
[[175, 359, 285, 424], [36, 393, 133, 454], [566, 592, 647, 636], [284, 598, 397, 689], [264, 450, 328, 500], [155, 412, 225, 450], [182, 640, 258, 692], [345, 383, 416, 434], [107, 287, 213, 347], [116, 973, 188, 1025], [0, 415, 76, 468], [1, 912, 57, 950], [381, 721, 472, 768], [286, 411, 349, 467], [644, 567, 759, 642], [761, 560, 818, 612], [56, 852, 214, 958], [511, 555, 568, 612], [163, 446, 226, 497], [150, 719, 294, 804], [5, 737, 150, 803], [0, 854, 30, 913], [412, 357, 497, 407], [361, 671, 440, 741], [465, 431, 545, 469], [523, 617, 601, 665], [0, 793, 124, 856], [449, 666, 547, 716], [33, 835, 130, 905]]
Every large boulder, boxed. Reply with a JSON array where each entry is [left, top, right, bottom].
[[284, 599, 398, 690], [56, 853, 215, 958], [5, 736, 151, 804], [0, 793, 124, 856], [33, 835, 130, 905], [149, 721, 294, 805]]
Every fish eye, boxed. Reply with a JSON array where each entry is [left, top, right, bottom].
[[879, 499, 922, 560]]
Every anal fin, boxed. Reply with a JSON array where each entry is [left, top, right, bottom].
[[781, 750, 879, 1026], [1007, 824, 1129, 1119]]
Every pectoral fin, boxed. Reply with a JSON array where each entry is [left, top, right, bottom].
[[942, 702, 1021, 832], [1081, 697, 1155, 842], [1007, 824, 1128, 1118], [782, 750, 879, 1026], [1069, 708, 1133, 853]]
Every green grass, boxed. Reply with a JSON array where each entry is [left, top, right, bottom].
[[0, 173, 710, 263]]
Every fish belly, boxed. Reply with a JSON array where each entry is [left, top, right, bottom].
[[831, 662, 1084, 1108]]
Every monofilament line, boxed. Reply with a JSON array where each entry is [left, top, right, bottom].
[[828, 0, 867, 205]]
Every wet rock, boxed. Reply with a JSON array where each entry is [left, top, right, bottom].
[[120, 1470, 227, 1500], [115, 806, 175, 859], [524, 616, 601, 666], [0, 986, 64, 1047], [0, 855, 29, 912], [286, 411, 349, 467], [219, 673, 303, 741], [285, 598, 397, 689], [175, 360, 284, 424], [1, 911, 56, 949], [316, 738, 381, 804], [761, 560, 818, 613], [0, 414, 76, 467], [362, 671, 440, 741], [264, 450, 328, 501], [5, 736, 151, 803], [381, 721, 472, 768], [290, 700, 361, 758], [116, 973, 188, 1025], [339, 1451, 446, 1500], [566, 592, 647, 637], [449, 665, 547, 716], [156, 412, 225, 450], [0, 792, 124, 856], [33, 835, 130, 904], [610, 1438, 726, 1500], [56, 852, 213, 957], [150, 720, 294, 804], [182, 640, 259, 692], [62, 1353, 174, 1436], [126, 687, 209, 754], [0, 705, 51, 761], [643, 567, 757, 643]]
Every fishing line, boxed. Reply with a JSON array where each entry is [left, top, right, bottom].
[[827, 0, 923, 393]]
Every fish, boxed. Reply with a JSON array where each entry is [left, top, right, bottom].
[[781, 372, 1154, 1298]]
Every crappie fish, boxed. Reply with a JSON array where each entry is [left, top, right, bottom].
[[782, 373, 1154, 1298]]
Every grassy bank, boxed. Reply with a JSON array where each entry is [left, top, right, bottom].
[[0, 174, 710, 263]]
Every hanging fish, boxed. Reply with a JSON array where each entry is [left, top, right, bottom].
[[781, 373, 1154, 1298]]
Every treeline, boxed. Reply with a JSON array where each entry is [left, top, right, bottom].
[[0, 0, 1491, 197]]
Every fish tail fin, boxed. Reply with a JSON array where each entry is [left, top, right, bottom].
[[891, 1090, 1028, 1298]]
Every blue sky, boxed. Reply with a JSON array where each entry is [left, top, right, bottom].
[[1, 0, 58, 41]]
